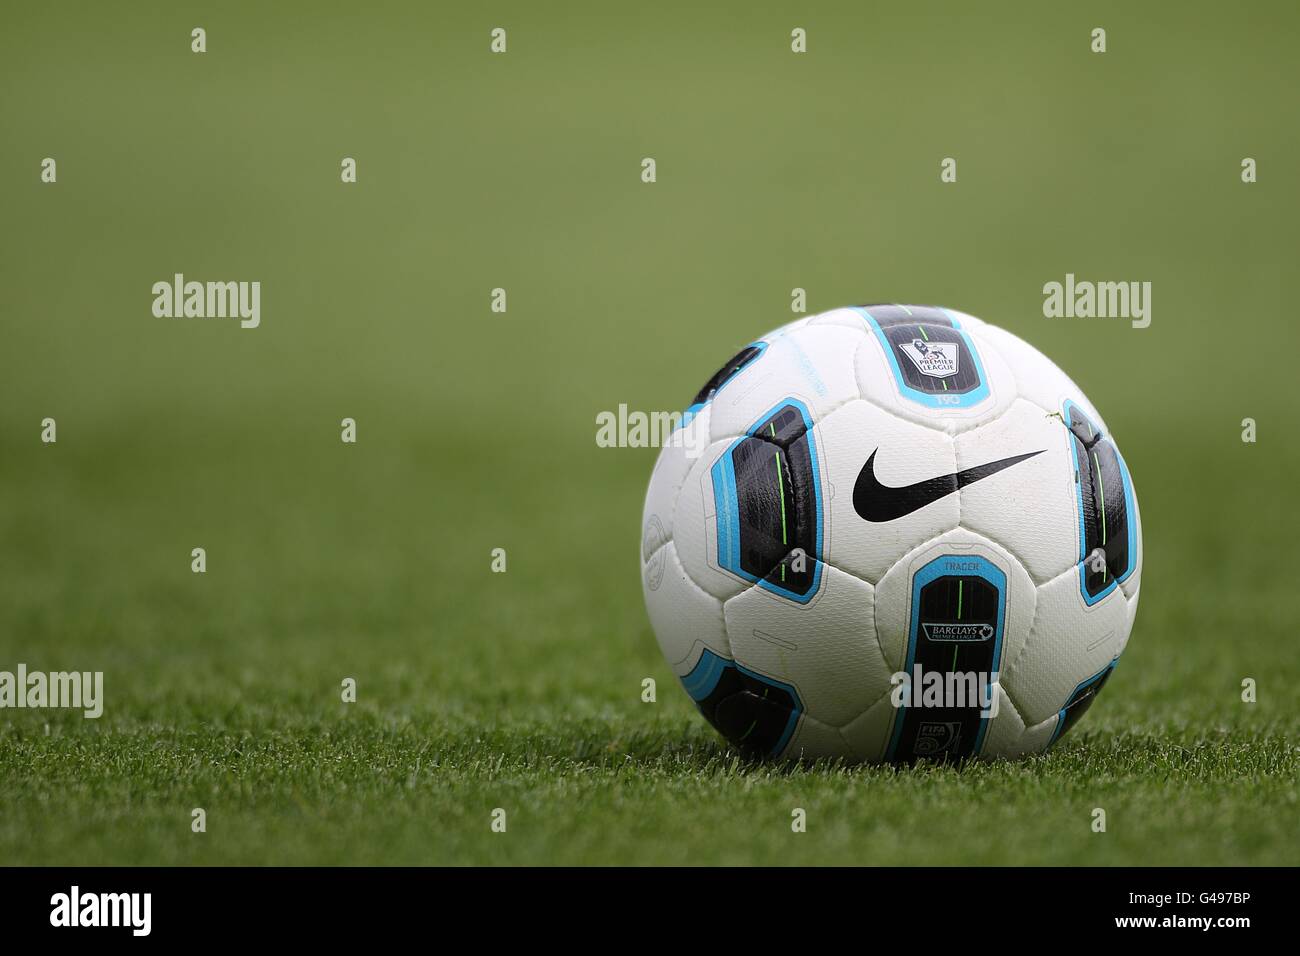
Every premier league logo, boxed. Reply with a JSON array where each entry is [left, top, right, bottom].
[[898, 338, 960, 379]]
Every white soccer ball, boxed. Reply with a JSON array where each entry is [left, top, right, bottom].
[[640, 305, 1141, 762]]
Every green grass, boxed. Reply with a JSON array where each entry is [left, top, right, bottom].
[[1, 717, 1295, 866], [1, 0, 1298, 865]]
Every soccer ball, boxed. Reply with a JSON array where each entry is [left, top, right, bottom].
[[640, 305, 1140, 762]]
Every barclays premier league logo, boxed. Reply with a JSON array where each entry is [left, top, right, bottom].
[[898, 338, 959, 379], [921, 622, 996, 642]]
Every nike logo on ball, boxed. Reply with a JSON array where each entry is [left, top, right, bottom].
[[853, 449, 1045, 522]]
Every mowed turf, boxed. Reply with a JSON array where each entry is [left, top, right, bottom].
[[1, 1, 1298, 865]]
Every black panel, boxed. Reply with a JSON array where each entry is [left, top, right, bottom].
[[859, 304, 982, 396], [693, 666, 799, 758], [1054, 664, 1116, 743], [892, 575, 999, 763], [1066, 406, 1132, 597], [691, 344, 763, 406], [858, 304, 952, 326], [728, 404, 818, 596]]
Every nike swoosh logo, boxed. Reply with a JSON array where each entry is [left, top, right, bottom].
[[853, 449, 1045, 522]]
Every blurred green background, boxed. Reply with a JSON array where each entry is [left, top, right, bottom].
[[1, 0, 1296, 865]]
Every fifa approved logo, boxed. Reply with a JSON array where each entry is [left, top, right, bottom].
[[915, 721, 962, 755]]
